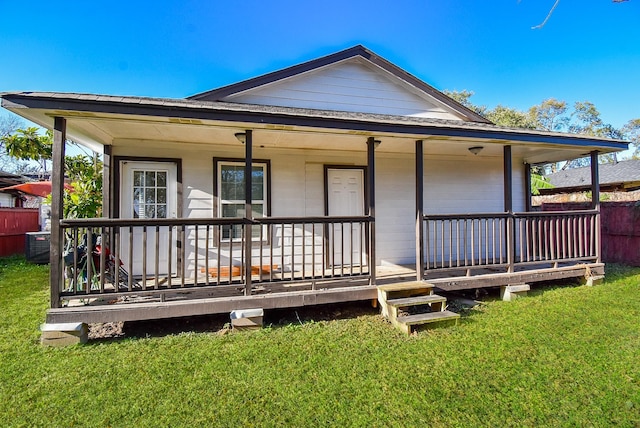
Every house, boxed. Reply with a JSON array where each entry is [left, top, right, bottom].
[[0, 46, 628, 333], [0, 171, 41, 257], [0, 170, 29, 207], [537, 159, 640, 202]]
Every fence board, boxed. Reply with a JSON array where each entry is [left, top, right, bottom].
[[0, 208, 40, 257]]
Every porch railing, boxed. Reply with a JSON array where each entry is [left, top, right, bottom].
[[423, 210, 599, 272], [57, 216, 372, 302]]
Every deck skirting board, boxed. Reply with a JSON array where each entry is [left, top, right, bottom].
[[431, 263, 603, 292], [46, 285, 378, 324]]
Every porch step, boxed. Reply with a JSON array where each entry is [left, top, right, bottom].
[[377, 281, 434, 293], [377, 281, 459, 334], [386, 294, 446, 308], [396, 310, 460, 327]]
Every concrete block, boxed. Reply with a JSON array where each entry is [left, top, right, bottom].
[[40, 322, 88, 346], [230, 308, 264, 331], [501, 284, 530, 302], [582, 275, 605, 287]]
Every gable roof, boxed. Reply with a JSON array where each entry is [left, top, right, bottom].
[[541, 159, 640, 193], [188, 45, 491, 124], [1, 91, 628, 153]]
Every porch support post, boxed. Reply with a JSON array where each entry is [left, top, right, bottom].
[[244, 130, 253, 296], [50, 117, 66, 309], [415, 140, 424, 281], [366, 137, 376, 285], [590, 150, 601, 263], [504, 145, 515, 272], [524, 162, 532, 212], [102, 145, 112, 218]]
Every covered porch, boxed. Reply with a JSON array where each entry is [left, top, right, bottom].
[[1, 92, 618, 325]]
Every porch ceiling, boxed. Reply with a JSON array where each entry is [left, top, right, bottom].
[[2, 92, 626, 164]]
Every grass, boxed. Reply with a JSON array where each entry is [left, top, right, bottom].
[[1, 256, 639, 427]]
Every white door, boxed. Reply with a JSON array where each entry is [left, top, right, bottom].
[[327, 168, 365, 266], [120, 161, 178, 277]]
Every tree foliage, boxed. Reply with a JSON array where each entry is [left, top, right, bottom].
[[445, 90, 639, 192], [1, 126, 103, 218], [1, 127, 53, 174], [62, 155, 103, 218], [0, 113, 35, 173]]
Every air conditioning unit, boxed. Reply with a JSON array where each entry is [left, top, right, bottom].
[[25, 232, 50, 264]]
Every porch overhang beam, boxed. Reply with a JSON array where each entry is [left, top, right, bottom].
[[1, 94, 628, 152]]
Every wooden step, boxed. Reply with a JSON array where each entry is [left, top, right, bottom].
[[386, 294, 446, 308], [396, 310, 460, 327], [377, 281, 434, 292]]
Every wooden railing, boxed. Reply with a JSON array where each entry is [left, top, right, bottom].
[[57, 216, 372, 301], [423, 210, 599, 272], [423, 213, 510, 271], [514, 210, 599, 265]]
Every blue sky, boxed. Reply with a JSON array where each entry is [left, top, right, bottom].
[[1, 0, 639, 129]]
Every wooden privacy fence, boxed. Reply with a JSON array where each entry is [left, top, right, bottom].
[[423, 210, 599, 273], [0, 208, 40, 257], [541, 202, 640, 266]]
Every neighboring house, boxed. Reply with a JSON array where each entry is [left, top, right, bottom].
[[538, 159, 640, 200], [0, 171, 41, 257], [0, 170, 28, 207], [0, 46, 628, 327]]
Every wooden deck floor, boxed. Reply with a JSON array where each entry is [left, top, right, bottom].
[[49, 261, 604, 324]]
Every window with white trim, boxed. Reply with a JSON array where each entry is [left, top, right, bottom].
[[216, 160, 268, 240]]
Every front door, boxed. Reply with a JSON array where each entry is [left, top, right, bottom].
[[327, 168, 365, 266], [120, 161, 178, 277]]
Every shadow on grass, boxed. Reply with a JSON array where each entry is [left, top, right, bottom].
[[88, 300, 380, 344], [87, 265, 640, 344]]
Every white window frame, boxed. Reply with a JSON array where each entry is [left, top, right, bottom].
[[216, 160, 269, 242]]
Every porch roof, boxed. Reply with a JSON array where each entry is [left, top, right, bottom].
[[1, 91, 628, 163]]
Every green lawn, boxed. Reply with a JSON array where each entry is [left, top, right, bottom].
[[1, 256, 639, 427]]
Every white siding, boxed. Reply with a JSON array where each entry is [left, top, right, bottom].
[[113, 143, 526, 274], [0, 193, 14, 208], [224, 59, 464, 120]]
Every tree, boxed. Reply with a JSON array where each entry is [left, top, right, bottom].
[[444, 89, 487, 116], [622, 119, 640, 158], [0, 113, 34, 173], [528, 98, 568, 132], [1, 126, 103, 218], [443, 90, 639, 191], [61, 155, 103, 218], [1, 127, 53, 176], [485, 105, 537, 129]]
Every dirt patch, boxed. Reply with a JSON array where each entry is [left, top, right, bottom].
[[88, 300, 379, 341]]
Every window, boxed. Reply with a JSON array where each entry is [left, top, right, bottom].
[[132, 170, 168, 219], [215, 159, 269, 240]]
